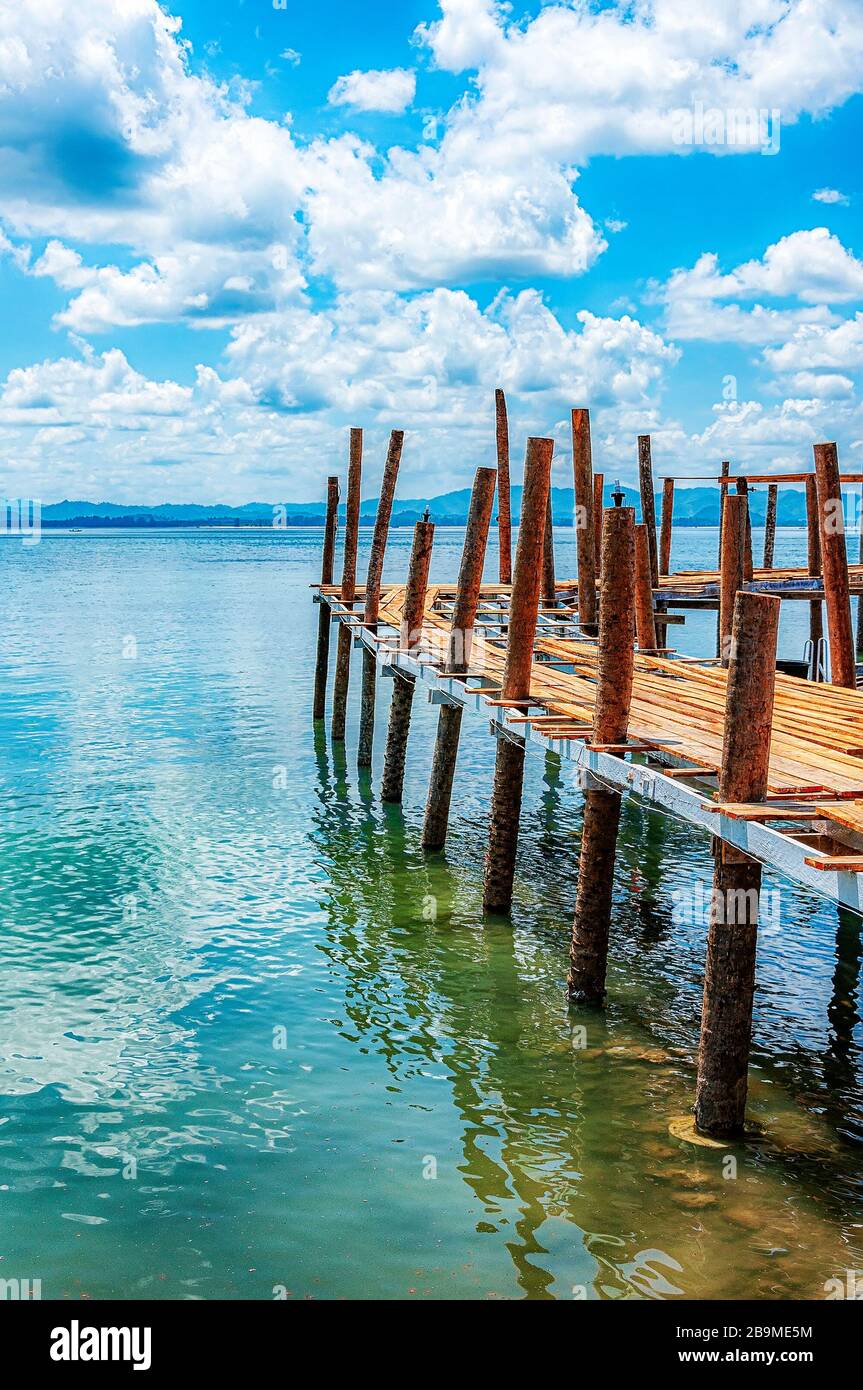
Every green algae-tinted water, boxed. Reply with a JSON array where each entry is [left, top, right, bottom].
[[0, 525, 861, 1300]]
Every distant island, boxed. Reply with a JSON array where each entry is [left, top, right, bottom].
[[37, 485, 812, 530]]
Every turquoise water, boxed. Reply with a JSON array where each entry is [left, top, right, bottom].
[[0, 524, 861, 1301]]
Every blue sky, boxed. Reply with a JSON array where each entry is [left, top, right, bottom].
[[0, 0, 861, 503]]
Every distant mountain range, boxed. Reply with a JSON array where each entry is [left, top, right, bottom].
[[38, 485, 813, 529]]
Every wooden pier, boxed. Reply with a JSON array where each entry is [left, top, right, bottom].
[[311, 405, 863, 1139]]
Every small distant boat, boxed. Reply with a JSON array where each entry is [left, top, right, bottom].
[[69, 527, 82, 533]]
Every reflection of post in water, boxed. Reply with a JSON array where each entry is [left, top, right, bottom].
[[627, 802, 670, 945], [824, 906, 863, 1114]]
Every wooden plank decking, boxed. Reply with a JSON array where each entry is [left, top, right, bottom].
[[319, 578, 863, 905]]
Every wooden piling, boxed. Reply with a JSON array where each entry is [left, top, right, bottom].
[[357, 431, 404, 767], [637, 435, 659, 589], [719, 493, 745, 668], [857, 515, 863, 659], [593, 473, 604, 580], [659, 478, 674, 577], [495, 389, 512, 586], [715, 461, 730, 656], [422, 468, 497, 850], [542, 490, 556, 609], [814, 442, 856, 689], [380, 517, 435, 803], [695, 591, 780, 1137], [805, 473, 824, 665], [763, 483, 777, 570], [572, 409, 597, 632], [568, 506, 636, 1003], [736, 478, 754, 581], [634, 523, 657, 652], [483, 437, 554, 913], [313, 476, 339, 720], [331, 430, 362, 742]]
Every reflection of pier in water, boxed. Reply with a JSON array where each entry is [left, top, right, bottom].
[[310, 728, 863, 1299]]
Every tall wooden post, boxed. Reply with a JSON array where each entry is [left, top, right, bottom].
[[357, 431, 404, 767], [483, 437, 554, 913], [815, 442, 855, 688], [593, 474, 604, 580], [857, 510, 863, 658], [736, 478, 754, 581], [805, 473, 824, 665], [313, 476, 339, 720], [695, 592, 780, 1136], [542, 490, 556, 608], [715, 461, 731, 656], [634, 523, 657, 652], [422, 468, 497, 850], [719, 494, 745, 668], [659, 478, 674, 577], [568, 506, 636, 1003], [380, 517, 435, 803], [495, 389, 512, 586], [637, 435, 658, 589], [572, 409, 597, 632], [763, 483, 777, 570], [331, 430, 362, 741]]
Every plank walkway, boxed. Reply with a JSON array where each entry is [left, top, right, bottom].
[[320, 580, 863, 911]]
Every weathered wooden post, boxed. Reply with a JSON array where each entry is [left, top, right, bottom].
[[717, 461, 730, 566], [542, 490, 556, 609], [634, 523, 657, 652], [659, 478, 674, 577], [763, 483, 777, 570], [313, 476, 339, 720], [380, 516, 435, 803], [805, 473, 824, 663], [857, 516, 863, 658], [357, 430, 404, 767], [814, 442, 855, 688], [572, 409, 597, 632], [719, 493, 745, 669], [495, 388, 512, 586], [422, 468, 497, 850], [331, 430, 362, 742], [568, 505, 636, 1003], [736, 478, 754, 581], [695, 591, 780, 1136], [483, 437, 554, 913], [593, 474, 604, 579], [637, 434, 658, 589], [715, 461, 731, 656]]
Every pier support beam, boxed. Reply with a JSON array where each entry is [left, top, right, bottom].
[[736, 478, 754, 581], [495, 388, 512, 586], [719, 494, 745, 668], [805, 473, 825, 667], [422, 468, 497, 850], [814, 441, 856, 688], [695, 591, 780, 1137], [593, 474, 604, 580], [857, 518, 863, 659], [763, 483, 777, 570], [312, 476, 339, 720], [331, 430, 362, 742], [572, 409, 597, 632], [569, 506, 636, 1003], [542, 490, 556, 609], [634, 523, 657, 652], [380, 517, 435, 803], [358, 431, 404, 767], [715, 461, 730, 657], [483, 437, 554, 913], [659, 478, 674, 577], [637, 435, 659, 589]]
